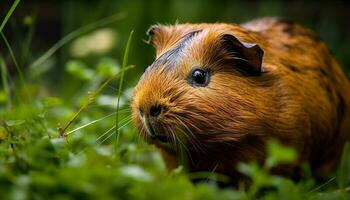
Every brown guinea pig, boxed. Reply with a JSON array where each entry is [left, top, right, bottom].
[[131, 17, 350, 185]]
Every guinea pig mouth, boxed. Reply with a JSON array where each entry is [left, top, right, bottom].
[[145, 122, 170, 143]]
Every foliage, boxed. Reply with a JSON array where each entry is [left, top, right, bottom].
[[1, 0, 350, 199]]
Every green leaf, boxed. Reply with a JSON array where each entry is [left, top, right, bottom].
[[96, 57, 120, 78], [337, 142, 350, 189], [66, 60, 94, 80], [266, 139, 297, 169]]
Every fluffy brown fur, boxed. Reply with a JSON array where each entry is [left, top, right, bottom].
[[131, 18, 350, 185]]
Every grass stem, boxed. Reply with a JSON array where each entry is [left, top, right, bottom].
[[0, 0, 20, 33], [115, 30, 134, 150], [59, 65, 134, 136], [0, 56, 11, 108], [30, 13, 125, 69]]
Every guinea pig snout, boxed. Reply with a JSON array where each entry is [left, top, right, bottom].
[[137, 103, 169, 143], [145, 121, 169, 143], [149, 105, 162, 117], [138, 104, 164, 119]]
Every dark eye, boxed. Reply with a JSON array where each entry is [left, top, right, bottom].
[[189, 68, 210, 87]]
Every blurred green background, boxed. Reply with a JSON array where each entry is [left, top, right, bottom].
[[1, 1, 350, 199], [0, 0, 349, 102]]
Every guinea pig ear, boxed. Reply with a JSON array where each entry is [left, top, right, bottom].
[[220, 34, 264, 76], [146, 25, 163, 48]]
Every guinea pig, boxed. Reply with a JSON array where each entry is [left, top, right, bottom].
[[131, 17, 350, 185]]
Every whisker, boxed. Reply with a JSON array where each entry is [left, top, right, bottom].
[[167, 125, 177, 150], [180, 116, 213, 151], [64, 112, 117, 136], [206, 164, 219, 184], [170, 126, 194, 167], [96, 115, 132, 142], [176, 126, 206, 159], [171, 127, 177, 149], [168, 126, 181, 155], [87, 105, 132, 110], [171, 114, 207, 154], [96, 125, 116, 142], [137, 126, 145, 145], [107, 84, 118, 92], [98, 117, 133, 145], [107, 84, 133, 98], [309, 177, 336, 193]]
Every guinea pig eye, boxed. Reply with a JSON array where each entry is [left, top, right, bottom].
[[189, 68, 210, 87]]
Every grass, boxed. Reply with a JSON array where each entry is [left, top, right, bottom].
[[1, 1, 350, 200], [58, 64, 134, 137], [1, 32, 28, 101], [0, 56, 11, 108], [0, 0, 20, 33], [115, 30, 134, 151], [29, 12, 126, 69], [0, 0, 28, 103]]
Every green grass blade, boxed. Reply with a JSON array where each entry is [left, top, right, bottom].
[[0, 56, 11, 108], [30, 13, 125, 68], [64, 112, 116, 136], [115, 30, 134, 149], [338, 142, 350, 189], [59, 65, 134, 136], [1, 32, 32, 104], [0, 0, 20, 33], [0, 0, 22, 105], [21, 15, 36, 67], [1, 32, 26, 86]]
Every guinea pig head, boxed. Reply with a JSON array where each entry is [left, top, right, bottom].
[[131, 24, 265, 154]]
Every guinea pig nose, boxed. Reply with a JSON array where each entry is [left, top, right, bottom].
[[149, 105, 162, 117]]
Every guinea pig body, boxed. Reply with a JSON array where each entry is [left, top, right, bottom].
[[131, 18, 350, 184]]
